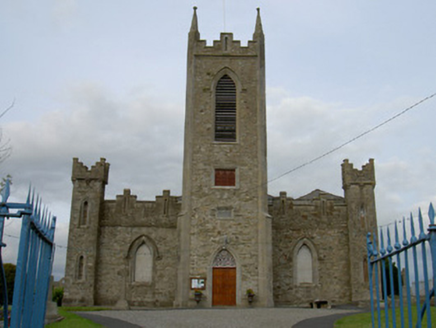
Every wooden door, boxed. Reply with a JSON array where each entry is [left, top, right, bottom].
[[212, 267, 236, 306]]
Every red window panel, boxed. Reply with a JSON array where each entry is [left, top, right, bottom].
[[215, 169, 236, 186]]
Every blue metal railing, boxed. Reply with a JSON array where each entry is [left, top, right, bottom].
[[367, 203, 435, 328], [0, 180, 56, 328]]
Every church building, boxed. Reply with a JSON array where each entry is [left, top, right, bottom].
[[63, 8, 378, 308]]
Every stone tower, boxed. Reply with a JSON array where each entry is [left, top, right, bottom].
[[63, 158, 109, 306], [342, 159, 377, 303], [175, 8, 273, 307]]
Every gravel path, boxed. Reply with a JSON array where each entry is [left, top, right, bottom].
[[79, 307, 359, 328]]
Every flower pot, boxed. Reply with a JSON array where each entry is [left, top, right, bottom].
[[194, 292, 202, 304]]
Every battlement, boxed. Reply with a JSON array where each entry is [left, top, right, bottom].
[[341, 159, 375, 189], [194, 33, 258, 56], [101, 189, 180, 227], [72, 158, 109, 184], [189, 7, 263, 57]]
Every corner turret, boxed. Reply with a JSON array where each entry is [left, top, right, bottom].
[[342, 158, 375, 189], [72, 157, 109, 184], [64, 158, 110, 306], [341, 159, 377, 304]]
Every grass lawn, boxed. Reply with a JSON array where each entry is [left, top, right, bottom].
[[45, 307, 109, 328], [335, 306, 436, 328]]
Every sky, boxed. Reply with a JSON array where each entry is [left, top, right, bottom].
[[1, 0, 436, 280]]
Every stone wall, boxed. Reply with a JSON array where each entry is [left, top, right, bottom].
[[270, 190, 352, 306], [63, 158, 109, 306], [63, 9, 377, 308], [95, 190, 180, 307], [95, 226, 178, 307]]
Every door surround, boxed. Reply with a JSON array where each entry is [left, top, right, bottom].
[[207, 247, 240, 307]]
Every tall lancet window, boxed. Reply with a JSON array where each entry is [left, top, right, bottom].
[[215, 75, 236, 142], [297, 245, 313, 284], [134, 244, 153, 283], [79, 201, 89, 226], [77, 255, 85, 281]]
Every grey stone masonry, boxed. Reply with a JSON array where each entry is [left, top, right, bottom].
[[63, 8, 378, 309]]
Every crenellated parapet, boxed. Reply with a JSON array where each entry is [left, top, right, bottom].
[[72, 158, 109, 184], [194, 33, 258, 56], [189, 7, 263, 58], [102, 189, 180, 228], [341, 158, 375, 190], [115, 189, 138, 215]]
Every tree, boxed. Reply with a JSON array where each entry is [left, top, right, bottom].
[[52, 287, 64, 307], [381, 259, 401, 298], [0, 263, 16, 305]]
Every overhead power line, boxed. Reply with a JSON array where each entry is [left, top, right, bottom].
[[268, 91, 436, 184], [0, 99, 15, 120]]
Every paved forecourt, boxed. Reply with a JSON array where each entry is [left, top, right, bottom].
[[78, 307, 359, 328]]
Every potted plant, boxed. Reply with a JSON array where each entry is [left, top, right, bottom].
[[194, 290, 203, 304], [246, 289, 255, 304]]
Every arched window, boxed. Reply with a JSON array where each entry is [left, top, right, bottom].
[[215, 75, 236, 142], [134, 243, 153, 283], [213, 249, 236, 267], [79, 201, 88, 226], [297, 245, 313, 284], [77, 255, 85, 281]]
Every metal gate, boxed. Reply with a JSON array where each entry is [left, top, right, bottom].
[[367, 203, 435, 328], [0, 180, 56, 328]]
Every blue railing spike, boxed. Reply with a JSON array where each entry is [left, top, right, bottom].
[[429, 203, 435, 225], [42, 208, 47, 229], [410, 213, 417, 243], [367, 233, 373, 256], [26, 185, 31, 205], [373, 229, 379, 257], [46, 211, 51, 230], [387, 226, 393, 253], [34, 195, 40, 213], [1, 185, 56, 328], [380, 227, 386, 256], [418, 208, 426, 240], [369, 203, 435, 328], [402, 218, 409, 246], [394, 221, 401, 250], [32, 188, 36, 207], [37, 198, 42, 218], [50, 216, 56, 238]]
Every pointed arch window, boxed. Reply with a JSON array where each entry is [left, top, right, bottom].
[[134, 243, 153, 283], [213, 249, 236, 267], [296, 245, 313, 284], [215, 75, 236, 142]]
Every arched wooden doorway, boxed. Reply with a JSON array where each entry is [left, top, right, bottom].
[[212, 249, 236, 306]]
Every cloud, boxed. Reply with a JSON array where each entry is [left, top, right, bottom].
[[2, 82, 435, 280], [266, 88, 436, 226], [1, 82, 184, 279]]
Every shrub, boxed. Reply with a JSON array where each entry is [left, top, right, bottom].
[[52, 287, 64, 307]]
